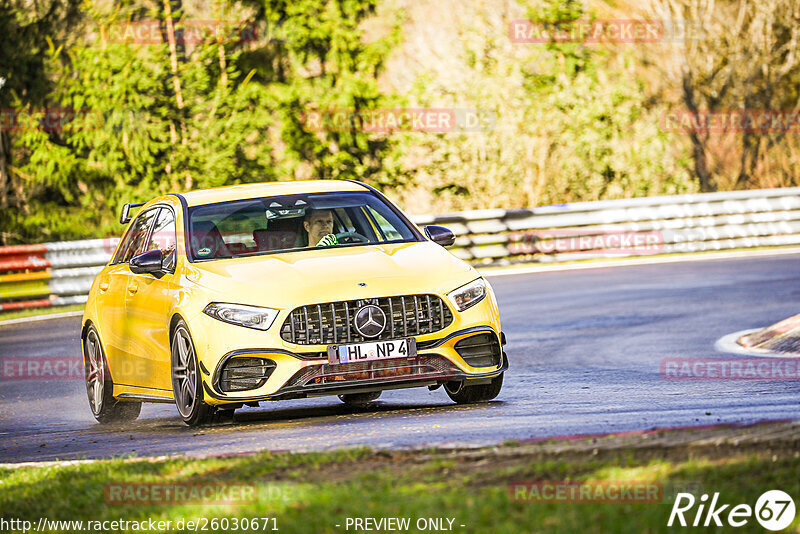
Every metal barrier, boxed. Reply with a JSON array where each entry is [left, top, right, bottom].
[[1, 187, 799, 312], [0, 239, 117, 312], [413, 187, 800, 262]]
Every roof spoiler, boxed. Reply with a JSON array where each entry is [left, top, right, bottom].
[[119, 202, 146, 224]]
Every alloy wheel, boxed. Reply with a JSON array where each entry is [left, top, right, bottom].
[[84, 329, 105, 415], [172, 326, 198, 418]]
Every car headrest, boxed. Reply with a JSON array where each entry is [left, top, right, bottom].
[[253, 226, 298, 252]]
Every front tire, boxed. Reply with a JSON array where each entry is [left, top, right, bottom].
[[444, 373, 503, 404], [83, 325, 141, 424], [171, 321, 213, 426]]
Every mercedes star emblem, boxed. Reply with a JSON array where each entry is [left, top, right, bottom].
[[353, 305, 387, 338]]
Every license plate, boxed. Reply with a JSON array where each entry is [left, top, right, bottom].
[[327, 338, 416, 365]]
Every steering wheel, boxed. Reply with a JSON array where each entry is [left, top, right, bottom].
[[335, 231, 370, 244]]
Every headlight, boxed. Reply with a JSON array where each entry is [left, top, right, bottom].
[[446, 278, 487, 312], [203, 303, 279, 331]]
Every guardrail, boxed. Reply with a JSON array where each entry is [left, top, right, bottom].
[[1, 187, 799, 313], [0, 239, 118, 312]]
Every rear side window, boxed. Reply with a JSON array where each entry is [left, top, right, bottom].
[[147, 208, 177, 271], [333, 208, 356, 233], [113, 209, 159, 264]]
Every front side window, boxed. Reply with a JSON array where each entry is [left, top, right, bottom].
[[113, 208, 159, 264], [187, 192, 419, 261], [366, 206, 404, 241]]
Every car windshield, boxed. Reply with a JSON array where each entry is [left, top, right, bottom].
[[186, 191, 420, 261]]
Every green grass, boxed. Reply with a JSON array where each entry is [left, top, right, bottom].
[[0, 303, 84, 322], [1, 437, 798, 533]]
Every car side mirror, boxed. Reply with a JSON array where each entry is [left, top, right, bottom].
[[424, 225, 456, 247], [130, 249, 164, 275]]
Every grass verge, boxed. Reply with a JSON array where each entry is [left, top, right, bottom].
[[1, 422, 798, 533]]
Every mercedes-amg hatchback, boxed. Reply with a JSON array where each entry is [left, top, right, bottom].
[[82, 180, 507, 426]]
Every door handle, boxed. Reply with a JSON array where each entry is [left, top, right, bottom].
[[128, 282, 139, 296], [99, 279, 110, 292]]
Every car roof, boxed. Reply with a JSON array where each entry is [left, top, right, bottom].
[[179, 180, 370, 207]]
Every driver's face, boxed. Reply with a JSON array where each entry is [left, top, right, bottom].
[[304, 210, 334, 246]]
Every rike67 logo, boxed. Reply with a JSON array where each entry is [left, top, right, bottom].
[[668, 490, 796, 531]]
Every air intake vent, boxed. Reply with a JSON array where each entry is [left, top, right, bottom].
[[285, 355, 460, 387], [454, 333, 501, 367], [218, 357, 276, 392]]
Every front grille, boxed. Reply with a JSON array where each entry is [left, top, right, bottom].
[[285, 355, 459, 387], [455, 333, 502, 367], [280, 295, 453, 345]]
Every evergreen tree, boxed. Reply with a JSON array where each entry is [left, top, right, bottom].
[[3, 0, 396, 243]]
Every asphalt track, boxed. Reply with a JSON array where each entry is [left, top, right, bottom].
[[1, 253, 799, 463]]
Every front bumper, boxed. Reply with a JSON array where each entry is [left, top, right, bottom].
[[188, 293, 504, 406], [202, 328, 508, 403]]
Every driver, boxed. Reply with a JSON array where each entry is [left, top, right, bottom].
[[303, 208, 337, 247]]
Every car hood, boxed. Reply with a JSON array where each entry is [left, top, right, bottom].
[[184, 242, 477, 309]]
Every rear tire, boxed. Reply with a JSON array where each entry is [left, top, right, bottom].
[[339, 391, 381, 407], [444, 373, 503, 404], [171, 321, 214, 426], [83, 325, 142, 424]]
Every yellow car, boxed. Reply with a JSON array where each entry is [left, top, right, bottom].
[[82, 180, 507, 426]]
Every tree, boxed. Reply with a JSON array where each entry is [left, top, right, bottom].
[[382, 0, 694, 213], [644, 0, 800, 191], [2, 0, 396, 243], [0, 0, 81, 244]]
